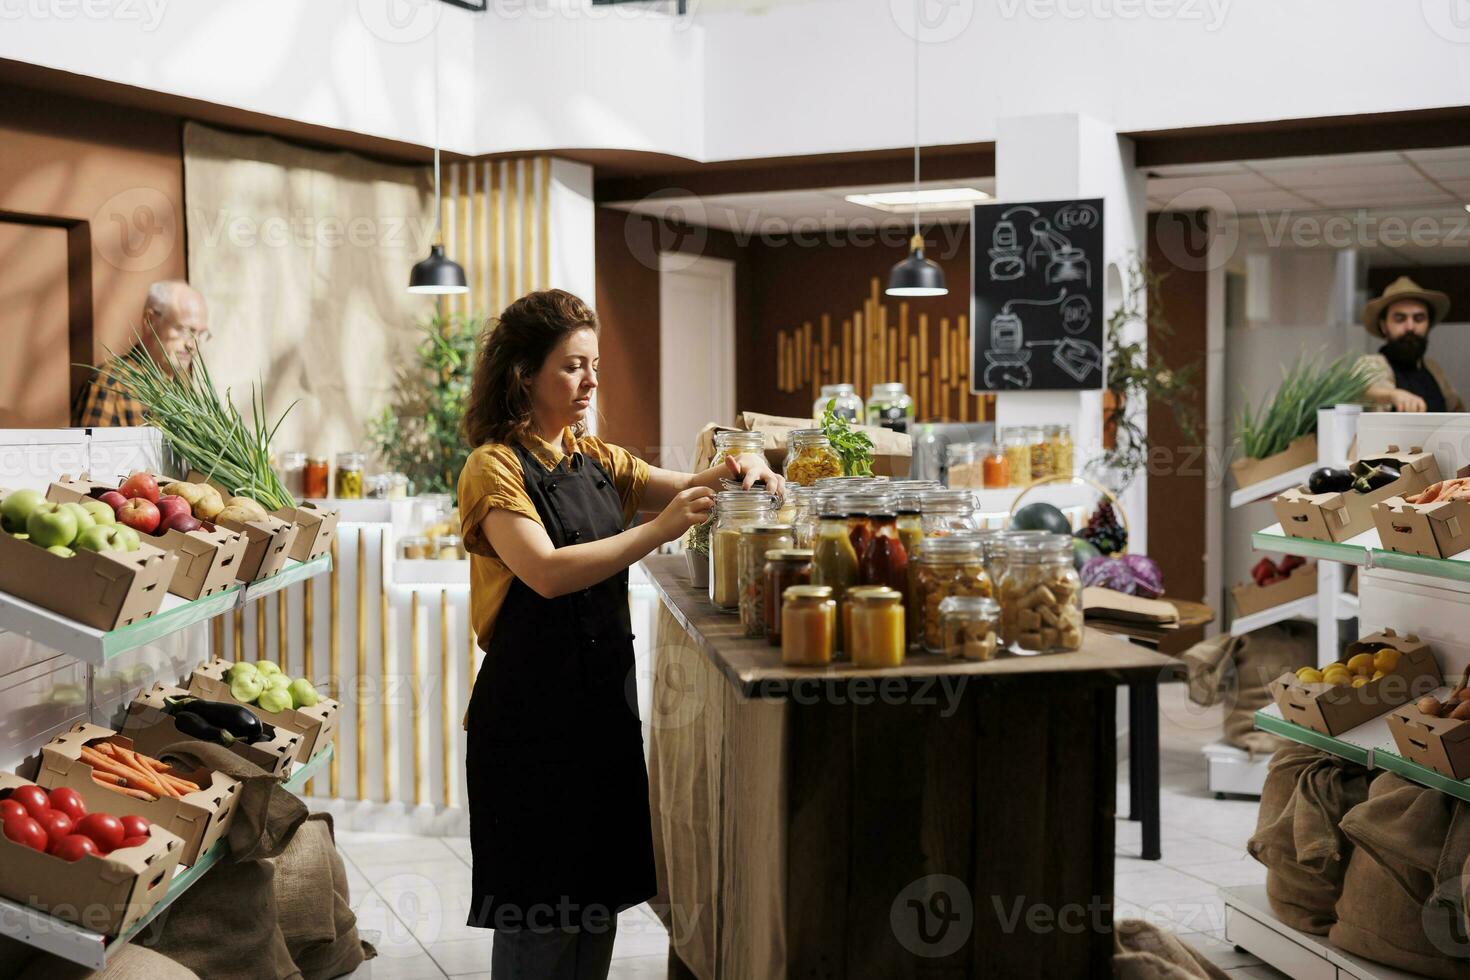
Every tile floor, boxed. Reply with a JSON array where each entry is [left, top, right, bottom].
[[336, 682, 1283, 978]]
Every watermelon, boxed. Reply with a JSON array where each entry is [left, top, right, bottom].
[[1011, 502, 1071, 535], [1071, 536, 1102, 572]]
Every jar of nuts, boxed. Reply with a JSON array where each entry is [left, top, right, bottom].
[[938, 595, 999, 661], [999, 533, 1083, 655], [913, 536, 992, 653]]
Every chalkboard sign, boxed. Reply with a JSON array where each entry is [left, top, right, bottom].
[[969, 198, 1104, 392]]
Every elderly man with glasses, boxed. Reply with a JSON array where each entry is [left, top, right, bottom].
[[71, 280, 211, 428]]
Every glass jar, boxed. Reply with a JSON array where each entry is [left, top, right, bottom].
[[763, 548, 813, 647], [987, 529, 1042, 584], [981, 444, 1010, 489], [912, 423, 944, 483], [866, 382, 914, 433], [304, 456, 330, 499], [897, 509, 925, 646], [279, 451, 307, 497], [999, 533, 1084, 655], [1045, 424, 1074, 477], [715, 430, 765, 466], [1003, 429, 1031, 488], [919, 489, 980, 537], [859, 513, 909, 593], [782, 585, 836, 667], [784, 429, 843, 486], [788, 488, 820, 548], [813, 383, 863, 423], [913, 536, 992, 653], [849, 587, 906, 668], [939, 595, 1000, 661], [365, 474, 392, 499], [946, 443, 983, 489], [400, 535, 431, 560], [1027, 427, 1051, 483], [335, 452, 365, 499], [387, 473, 410, 499], [812, 512, 860, 652], [435, 533, 464, 560], [709, 491, 778, 609], [738, 524, 795, 638]]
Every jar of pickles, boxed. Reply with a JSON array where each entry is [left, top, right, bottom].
[[715, 430, 765, 466], [709, 490, 778, 610], [919, 489, 980, 537], [738, 524, 795, 637], [304, 456, 330, 499], [946, 443, 983, 489], [763, 549, 813, 646], [784, 430, 843, 486], [1003, 429, 1031, 488], [981, 445, 1010, 488], [1044, 424, 1074, 477], [813, 383, 863, 423], [913, 537, 992, 653], [279, 451, 307, 497], [999, 533, 1083, 655], [938, 595, 1000, 661], [848, 587, 905, 668], [335, 452, 365, 499], [782, 585, 836, 666]]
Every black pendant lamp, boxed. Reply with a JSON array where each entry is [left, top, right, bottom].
[[408, 26, 468, 296], [886, 1, 947, 299]]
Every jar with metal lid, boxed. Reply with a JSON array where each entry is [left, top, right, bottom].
[[400, 535, 431, 560], [387, 472, 410, 499], [866, 382, 913, 433], [919, 489, 980, 537], [981, 444, 1010, 488], [913, 536, 992, 653], [715, 430, 765, 465], [279, 451, 307, 497], [848, 587, 905, 667], [738, 524, 795, 637], [365, 473, 392, 499], [939, 595, 1000, 661], [335, 452, 366, 499], [1044, 424, 1074, 477], [304, 456, 330, 499], [1027, 427, 1051, 483], [813, 383, 863, 423], [813, 475, 889, 489], [946, 443, 983, 489], [787, 488, 820, 548], [763, 548, 813, 646], [1002, 429, 1031, 488], [999, 533, 1083, 655], [784, 429, 843, 486], [782, 585, 836, 667], [710, 491, 778, 610], [986, 529, 1042, 584], [435, 533, 464, 560], [812, 512, 859, 652]]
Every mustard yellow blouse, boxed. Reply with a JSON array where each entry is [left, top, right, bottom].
[[457, 427, 649, 643]]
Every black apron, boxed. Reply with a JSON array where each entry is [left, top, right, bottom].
[[465, 443, 655, 929], [1382, 344, 1447, 412]]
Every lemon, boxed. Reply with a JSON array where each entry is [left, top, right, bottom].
[[1323, 662, 1346, 673], [1347, 653, 1376, 676], [1296, 668, 1325, 684], [1371, 670, 1385, 680], [1351, 675, 1369, 688], [1323, 669, 1352, 687], [1373, 648, 1401, 673]]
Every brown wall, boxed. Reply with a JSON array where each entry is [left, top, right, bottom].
[[0, 85, 185, 424]]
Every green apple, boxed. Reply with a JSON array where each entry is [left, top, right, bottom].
[[287, 678, 320, 709], [75, 525, 118, 552], [110, 525, 140, 551], [226, 661, 259, 682], [27, 503, 78, 549], [266, 672, 291, 690], [229, 672, 265, 704], [45, 545, 75, 558], [56, 502, 95, 534], [80, 499, 116, 525], [255, 660, 283, 677], [1, 489, 44, 533], [257, 686, 293, 713]]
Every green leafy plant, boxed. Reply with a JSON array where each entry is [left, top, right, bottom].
[[1236, 353, 1374, 460], [819, 400, 875, 476], [368, 313, 479, 503], [684, 514, 712, 556]]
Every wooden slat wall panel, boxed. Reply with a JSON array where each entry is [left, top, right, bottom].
[[444, 156, 552, 321]]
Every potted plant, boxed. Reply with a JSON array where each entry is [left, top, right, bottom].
[[1232, 352, 1374, 490], [684, 516, 711, 587]]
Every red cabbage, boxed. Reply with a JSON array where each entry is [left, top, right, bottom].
[[1118, 554, 1164, 598], [1081, 556, 1135, 592]]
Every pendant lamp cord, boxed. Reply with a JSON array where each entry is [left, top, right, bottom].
[[911, 0, 921, 246], [431, 21, 442, 246]]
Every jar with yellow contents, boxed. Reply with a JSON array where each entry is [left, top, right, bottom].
[[848, 586, 905, 668], [709, 490, 777, 610], [784, 429, 843, 486], [999, 533, 1084, 655], [782, 585, 836, 667], [334, 451, 365, 499], [913, 536, 992, 653]]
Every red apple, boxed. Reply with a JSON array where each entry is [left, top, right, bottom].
[[118, 471, 159, 503], [118, 497, 161, 535], [155, 495, 191, 525], [160, 511, 203, 535], [38, 809, 73, 848], [52, 834, 100, 862], [97, 490, 128, 514], [3, 814, 48, 852], [76, 813, 125, 853], [119, 815, 150, 840], [9, 785, 50, 820], [47, 787, 86, 822]]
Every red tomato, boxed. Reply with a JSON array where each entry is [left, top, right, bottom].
[[46, 787, 86, 822], [51, 834, 100, 862], [119, 815, 150, 840], [75, 813, 125, 854], [0, 799, 25, 822], [10, 786, 50, 820], [118, 836, 150, 850], [3, 814, 49, 853], [37, 809, 74, 847]]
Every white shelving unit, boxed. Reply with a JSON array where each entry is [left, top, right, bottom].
[[1222, 884, 1425, 980], [1229, 594, 1317, 638], [1228, 462, 1319, 510]]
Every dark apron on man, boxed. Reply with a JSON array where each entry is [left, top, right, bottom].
[[1382, 344, 1448, 413], [465, 442, 655, 929]]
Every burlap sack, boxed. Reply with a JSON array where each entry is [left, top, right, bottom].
[[15, 942, 201, 980], [271, 813, 373, 980], [1222, 622, 1314, 756], [1181, 632, 1238, 708], [1113, 919, 1230, 980], [1247, 744, 1372, 934], [1330, 773, 1470, 979]]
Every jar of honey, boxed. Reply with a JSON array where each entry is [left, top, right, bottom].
[[781, 585, 836, 667]]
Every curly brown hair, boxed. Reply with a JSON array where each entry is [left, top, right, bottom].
[[462, 289, 600, 449]]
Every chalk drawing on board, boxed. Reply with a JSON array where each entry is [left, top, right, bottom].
[[1059, 294, 1092, 335], [987, 205, 1038, 282], [1026, 337, 1102, 383], [1024, 216, 1092, 288], [980, 288, 1075, 390]]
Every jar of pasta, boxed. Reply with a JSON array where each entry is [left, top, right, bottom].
[[848, 586, 905, 668], [999, 533, 1083, 655], [1026, 427, 1051, 483], [763, 548, 813, 647], [946, 443, 983, 489], [709, 490, 777, 610], [918, 489, 980, 537], [335, 452, 365, 499], [981, 445, 1010, 489], [913, 536, 992, 653], [784, 429, 843, 486], [1044, 424, 1073, 477], [738, 524, 795, 638], [938, 595, 1000, 661], [782, 585, 836, 666], [1002, 429, 1031, 488]]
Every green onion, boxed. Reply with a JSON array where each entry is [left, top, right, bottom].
[[1235, 353, 1373, 460]]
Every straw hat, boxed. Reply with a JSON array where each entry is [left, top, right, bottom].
[[1362, 276, 1450, 337]]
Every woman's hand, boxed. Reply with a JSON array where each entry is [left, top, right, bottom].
[[653, 486, 716, 543], [726, 453, 787, 498]]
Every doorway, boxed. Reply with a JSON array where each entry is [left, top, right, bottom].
[[659, 253, 736, 470]]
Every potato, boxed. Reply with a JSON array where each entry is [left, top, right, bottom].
[[164, 482, 206, 507], [217, 504, 263, 526], [228, 496, 269, 521], [194, 485, 225, 520]]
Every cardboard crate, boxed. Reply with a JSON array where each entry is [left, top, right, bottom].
[[1230, 434, 1317, 493], [121, 684, 301, 778], [36, 723, 241, 867], [48, 475, 246, 600], [270, 503, 338, 562], [1387, 707, 1470, 780], [0, 489, 177, 630], [1231, 562, 1317, 618], [1268, 629, 1440, 736], [0, 771, 183, 937], [187, 658, 340, 763], [214, 514, 298, 582], [1271, 447, 1441, 543], [1372, 466, 1470, 559]]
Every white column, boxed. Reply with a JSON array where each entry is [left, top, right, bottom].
[[993, 113, 1149, 553], [547, 158, 599, 435]]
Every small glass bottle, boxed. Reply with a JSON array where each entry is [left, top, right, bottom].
[[335, 452, 365, 499], [709, 490, 778, 610], [784, 429, 843, 486], [848, 586, 906, 668], [813, 383, 864, 423], [738, 524, 795, 637], [789, 488, 820, 548], [981, 444, 1010, 489], [763, 548, 814, 647], [1003, 429, 1031, 488], [304, 456, 330, 499], [782, 585, 836, 667], [913, 536, 992, 653], [945, 443, 983, 489], [279, 451, 307, 498], [999, 533, 1084, 655], [939, 595, 1000, 661]]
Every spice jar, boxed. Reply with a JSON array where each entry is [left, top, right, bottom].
[[738, 524, 795, 638], [946, 443, 983, 489], [812, 512, 859, 652], [914, 536, 993, 653], [999, 533, 1083, 655], [715, 430, 765, 466], [981, 444, 1010, 489], [387, 473, 410, 499], [400, 535, 431, 560], [1003, 429, 1031, 488], [279, 451, 307, 497], [335, 452, 365, 499], [939, 595, 1000, 661], [919, 489, 980, 537], [1027, 427, 1051, 483], [763, 549, 813, 647], [866, 382, 914, 433], [848, 587, 905, 668], [365, 474, 392, 499], [709, 490, 778, 610], [1045, 424, 1073, 477], [435, 533, 463, 560], [304, 456, 330, 499], [782, 585, 836, 666], [784, 429, 843, 486], [813, 383, 864, 423]]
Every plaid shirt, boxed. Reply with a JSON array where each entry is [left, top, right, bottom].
[[71, 349, 150, 428]]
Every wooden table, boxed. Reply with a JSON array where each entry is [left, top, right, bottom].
[[641, 555, 1175, 979]]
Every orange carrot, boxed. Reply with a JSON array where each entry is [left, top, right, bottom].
[[138, 754, 197, 795], [84, 747, 167, 797], [115, 747, 173, 799], [93, 776, 156, 801]]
